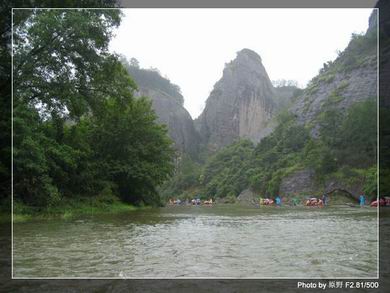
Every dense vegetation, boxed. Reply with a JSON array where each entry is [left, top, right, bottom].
[[12, 9, 174, 210]]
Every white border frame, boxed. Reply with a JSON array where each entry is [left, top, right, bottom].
[[11, 7, 380, 280]]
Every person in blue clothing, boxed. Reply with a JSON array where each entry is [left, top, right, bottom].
[[359, 194, 366, 207], [275, 195, 281, 207]]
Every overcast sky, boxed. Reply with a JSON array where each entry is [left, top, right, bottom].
[[109, 8, 373, 119]]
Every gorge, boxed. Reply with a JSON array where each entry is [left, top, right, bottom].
[[8, 6, 385, 282]]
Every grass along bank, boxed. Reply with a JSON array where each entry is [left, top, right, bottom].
[[12, 196, 149, 223]]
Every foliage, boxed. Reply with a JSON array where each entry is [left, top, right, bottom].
[[248, 113, 309, 195], [13, 9, 123, 119], [90, 96, 174, 205], [13, 9, 174, 208], [318, 100, 376, 168], [12, 196, 141, 223], [363, 166, 377, 197], [159, 155, 203, 200], [336, 100, 377, 166], [272, 79, 298, 87], [187, 112, 311, 198], [202, 140, 255, 198], [13, 102, 61, 207]]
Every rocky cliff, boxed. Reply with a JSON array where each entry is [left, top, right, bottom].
[[196, 49, 275, 151], [136, 87, 199, 157], [123, 61, 200, 157]]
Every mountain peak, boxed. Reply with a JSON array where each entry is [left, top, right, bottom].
[[236, 48, 262, 62], [224, 48, 264, 74], [197, 48, 275, 150]]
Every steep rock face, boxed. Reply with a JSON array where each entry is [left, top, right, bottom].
[[123, 63, 199, 157], [290, 66, 377, 137], [135, 87, 199, 157], [236, 188, 258, 206], [279, 169, 317, 196], [196, 49, 275, 151]]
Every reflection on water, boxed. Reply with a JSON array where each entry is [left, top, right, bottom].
[[13, 205, 378, 278]]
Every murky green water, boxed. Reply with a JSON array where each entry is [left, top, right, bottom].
[[13, 205, 378, 278]]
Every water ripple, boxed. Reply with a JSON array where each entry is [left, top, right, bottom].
[[13, 205, 378, 278]]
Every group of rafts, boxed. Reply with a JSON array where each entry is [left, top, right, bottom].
[[168, 196, 390, 207], [371, 197, 390, 207], [259, 197, 324, 207], [168, 197, 324, 207], [168, 198, 213, 206], [261, 196, 390, 207]]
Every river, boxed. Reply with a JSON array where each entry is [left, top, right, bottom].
[[13, 205, 378, 278]]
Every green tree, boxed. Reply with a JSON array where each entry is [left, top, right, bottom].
[[13, 9, 122, 119], [13, 102, 60, 206], [337, 100, 377, 167], [90, 96, 174, 205]]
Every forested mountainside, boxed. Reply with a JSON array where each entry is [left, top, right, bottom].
[[162, 10, 378, 202], [290, 13, 377, 137]]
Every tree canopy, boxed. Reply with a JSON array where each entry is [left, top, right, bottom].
[[13, 9, 174, 207]]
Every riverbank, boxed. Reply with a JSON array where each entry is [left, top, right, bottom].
[[8, 197, 148, 223]]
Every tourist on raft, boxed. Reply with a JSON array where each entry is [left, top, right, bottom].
[[275, 195, 281, 207], [359, 194, 366, 207], [260, 198, 274, 205], [305, 197, 324, 207]]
